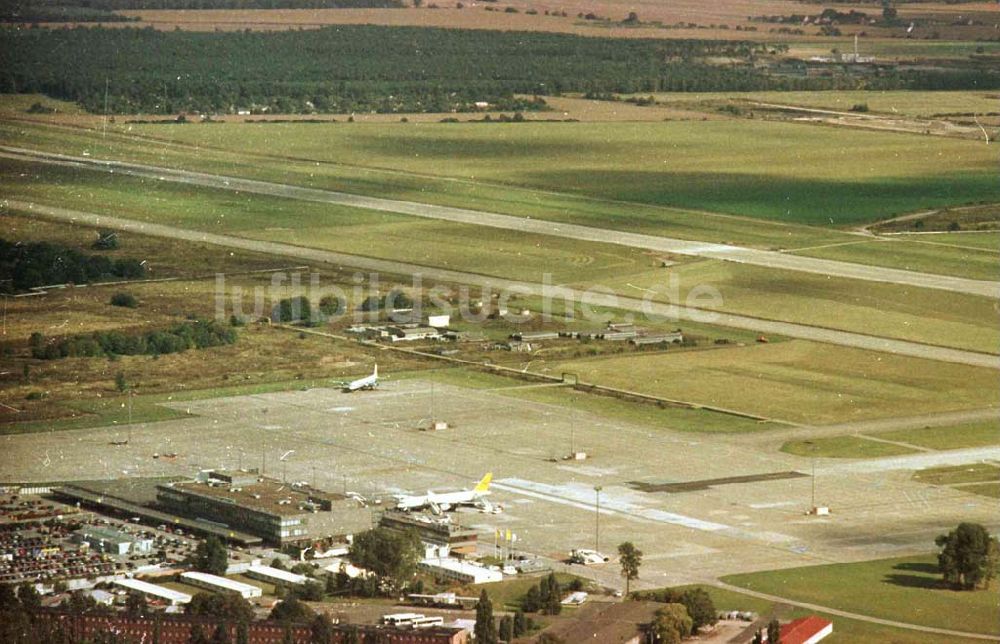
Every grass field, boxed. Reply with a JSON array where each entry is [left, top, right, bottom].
[[680, 584, 990, 644], [891, 232, 1000, 252], [912, 463, 1000, 487], [549, 340, 1000, 425], [117, 118, 999, 226], [782, 419, 1000, 458], [958, 482, 1000, 498], [0, 158, 662, 287], [881, 420, 1000, 450], [5, 110, 993, 229], [599, 259, 1000, 353], [789, 237, 999, 281], [406, 367, 779, 434], [6, 114, 998, 278], [640, 90, 1000, 118], [455, 572, 583, 611], [721, 555, 1000, 636], [6, 157, 997, 354], [781, 436, 917, 458], [911, 464, 1000, 499]]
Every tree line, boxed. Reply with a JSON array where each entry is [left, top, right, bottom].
[[28, 319, 237, 359], [0, 25, 850, 115], [0, 238, 145, 293]]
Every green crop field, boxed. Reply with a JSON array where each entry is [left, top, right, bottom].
[[550, 340, 1000, 425], [720, 554, 1000, 636]]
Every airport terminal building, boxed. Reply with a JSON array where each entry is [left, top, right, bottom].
[[155, 470, 368, 545]]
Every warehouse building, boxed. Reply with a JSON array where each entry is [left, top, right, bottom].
[[418, 558, 501, 585], [180, 571, 262, 599], [73, 527, 153, 556], [113, 578, 191, 606], [245, 564, 308, 587]]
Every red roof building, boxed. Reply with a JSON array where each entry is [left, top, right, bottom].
[[779, 616, 833, 644]]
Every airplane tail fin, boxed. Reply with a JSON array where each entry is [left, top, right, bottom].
[[474, 473, 492, 494]]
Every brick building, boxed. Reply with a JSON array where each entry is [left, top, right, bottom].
[[26, 610, 468, 644]]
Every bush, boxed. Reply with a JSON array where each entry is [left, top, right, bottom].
[[92, 231, 119, 250], [110, 292, 138, 308], [318, 295, 344, 316], [273, 296, 312, 324]]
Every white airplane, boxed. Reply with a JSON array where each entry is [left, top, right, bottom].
[[341, 365, 379, 392], [395, 473, 496, 514]]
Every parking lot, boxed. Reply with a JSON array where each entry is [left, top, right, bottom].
[[0, 494, 201, 585], [4, 379, 998, 587]]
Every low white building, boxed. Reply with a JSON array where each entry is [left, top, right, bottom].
[[418, 558, 502, 584], [86, 589, 115, 606], [426, 314, 451, 328], [322, 559, 367, 579], [74, 527, 153, 556], [113, 578, 191, 605], [245, 565, 307, 587], [180, 571, 262, 599]]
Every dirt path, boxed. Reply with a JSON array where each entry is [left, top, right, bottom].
[[3, 145, 997, 299], [6, 199, 999, 371]]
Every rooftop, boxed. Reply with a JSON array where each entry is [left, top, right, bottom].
[[162, 477, 344, 517], [781, 616, 833, 644], [180, 571, 262, 594], [74, 526, 138, 545], [113, 578, 192, 604], [246, 565, 308, 585], [543, 601, 661, 644]]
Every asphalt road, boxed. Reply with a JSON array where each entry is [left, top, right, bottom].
[[7, 199, 999, 370], [3, 145, 997, 299]]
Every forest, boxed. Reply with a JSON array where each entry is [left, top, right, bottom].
[[1, 0, 402, 18], [1, 26, 997, 114], [0, 238, 146, 293]]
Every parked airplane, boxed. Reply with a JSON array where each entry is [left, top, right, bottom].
[[341, 365, 379, 392], [395, 473, 497, 514]]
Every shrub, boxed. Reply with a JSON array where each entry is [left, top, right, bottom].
[[110, 292, 138, 308]]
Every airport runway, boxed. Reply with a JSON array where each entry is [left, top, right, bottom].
[[6, 199, 999, 370], [3, 145, 998, 299]]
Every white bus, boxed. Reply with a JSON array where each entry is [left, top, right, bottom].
[[381, 613, 425, 627], [411, 616, 445, 629]]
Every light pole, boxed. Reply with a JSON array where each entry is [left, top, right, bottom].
[[805, 441, 817, 511], [594, 485, 603, 552]]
